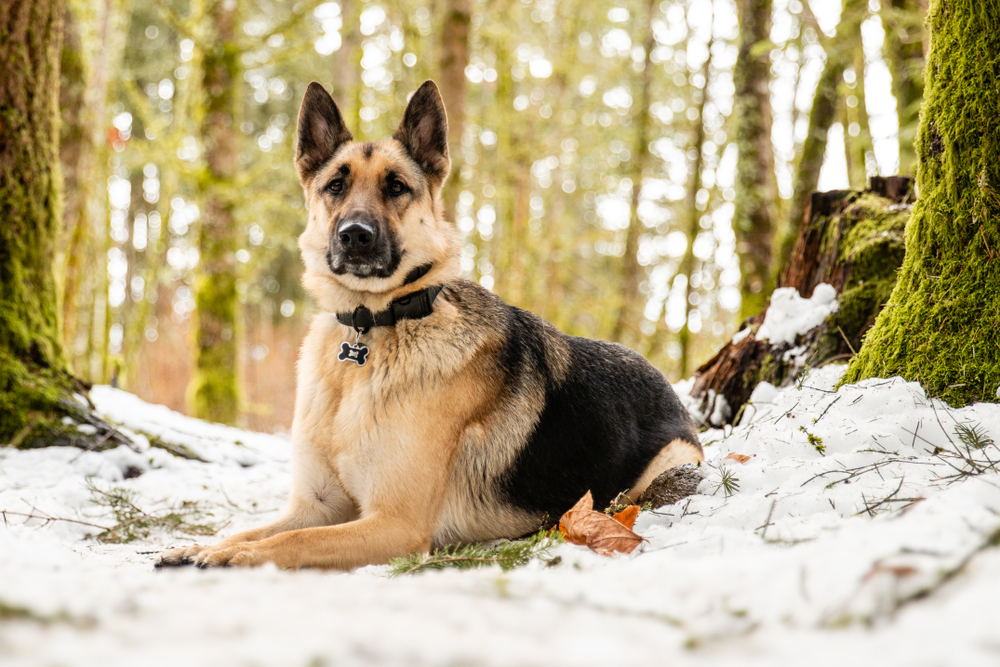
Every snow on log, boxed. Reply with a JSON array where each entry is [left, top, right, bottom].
[[688, 176, 914, 426]]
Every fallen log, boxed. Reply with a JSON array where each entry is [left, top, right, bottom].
[[688, 176, 914, 426]]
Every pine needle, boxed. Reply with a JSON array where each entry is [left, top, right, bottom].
[[86, 480, 219, 544], [713, 465, 740, 498], [954, 422, 995, 450], [387, 529, 563, 577]]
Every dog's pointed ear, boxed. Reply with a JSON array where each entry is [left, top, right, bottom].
[[393, 81, 450, 186], [295, 82, 352, 182]]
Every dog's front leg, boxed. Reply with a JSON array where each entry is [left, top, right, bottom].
[[158, 444, 357, 567], [187, 512, 432, 570], [189, 413, 464, 569]]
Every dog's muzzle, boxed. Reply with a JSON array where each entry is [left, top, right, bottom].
[[337, 219, 377, 249]]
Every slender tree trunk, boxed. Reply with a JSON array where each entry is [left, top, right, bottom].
[[0, 0, 94, 446], [492, 42, 532, 307], [60, 0, 120, 380], [676, 14, 714, 379], [732, 0, 777, 320], [191, 0, 241, 424], [334, 0, 362, 130], [778, 0, 866, 272], [844, 44, 875, 187], [611, 0, 656, 344], [844, 0, 1000, 406], [438, 0, 470, 224], [883, 0, 926, 176]]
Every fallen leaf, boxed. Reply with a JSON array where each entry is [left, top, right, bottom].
[[612, 505, 639, 530], [864, 563, 919, 580], [724, 453, 751, 464], [558, 491, 643, 556]]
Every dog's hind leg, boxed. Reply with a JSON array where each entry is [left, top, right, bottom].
[[626, 438, 704, 501]]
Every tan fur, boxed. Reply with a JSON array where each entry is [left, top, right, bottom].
[[298, 141, 462, 315], [626, 438, 705, 500]]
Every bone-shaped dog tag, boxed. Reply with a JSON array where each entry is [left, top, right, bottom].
[[338, 341, 370, 366]]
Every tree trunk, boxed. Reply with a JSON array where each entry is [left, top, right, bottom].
[[844, 0, 1000, 407], [778, 0, 867, 271], [438, 0, 470, 224], [690, 177, 914, 425], [334, 0, 362, 130], [610, 0, 656, 344], [191, 0, 241, 424], [732, 0, 777, 320], [0, 0, 70, 444], [59, 0, 120, 381], [676, 14, 714, 379], [0, 0, 127, 449], [843, 44, 875, 188], [883, 0, 926, 176]]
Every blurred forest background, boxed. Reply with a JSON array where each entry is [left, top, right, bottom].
[[54, 0, 927, 431]]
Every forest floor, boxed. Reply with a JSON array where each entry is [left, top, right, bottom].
[[2, 367, 1000, 666]]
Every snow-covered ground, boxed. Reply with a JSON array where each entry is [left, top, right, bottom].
[[2, 368, 1000, 666]]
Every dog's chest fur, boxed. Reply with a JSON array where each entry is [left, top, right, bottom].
[[292, 298, 538, 544]]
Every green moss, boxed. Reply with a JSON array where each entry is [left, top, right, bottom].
[[0, 0, 76, 446], [0, 350, 77, 447], [844, 0, 1000, 406], [190, 269, 240, 424], [799, 426, 826, 455], [141, 431, 209, 462], [829, 195, 910, 348]]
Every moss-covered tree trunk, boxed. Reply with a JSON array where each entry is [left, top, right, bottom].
[[883, 0, 927, 176], [0, 0, 127, 449], [778, 0, 867, 270], [844, 0, 1000, 406], [691, 177, 913, 425], [438, 0, 470, 224], [732, 0, 777, 319], [610, 0, 656, 345], [0, 0, 71, 444], [191, 0, 241, 424]]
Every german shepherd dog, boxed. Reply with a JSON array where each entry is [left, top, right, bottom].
[[159, 81, 701, 570]]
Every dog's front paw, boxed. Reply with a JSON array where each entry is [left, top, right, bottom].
[[156, 544, 208, 568], [190, 543, 266, 569]]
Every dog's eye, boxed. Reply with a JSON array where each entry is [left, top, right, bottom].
[[327, 179, 344, 195], [387, 180, 408, 197]]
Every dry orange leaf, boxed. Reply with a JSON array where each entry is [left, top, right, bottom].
[[558, 491, 643, 556], [724, 452, 751, 464], [612, 505, 639, 530]]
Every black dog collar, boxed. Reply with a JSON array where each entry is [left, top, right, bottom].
[[335, 263, 440, 334], [336, 284, 443, 333]]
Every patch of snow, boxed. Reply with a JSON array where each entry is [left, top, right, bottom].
[[757, 283, 838, 345], [673, 377, 708, 426], [707, 391, 730, 427], [1, 376, 1000, 666], [731, 327, 753, 345]]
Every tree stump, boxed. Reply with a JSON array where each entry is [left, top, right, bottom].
[[687, 177, 914, 426]]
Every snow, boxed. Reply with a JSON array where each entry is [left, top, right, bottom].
[[731, 327, 753, 345], [3, 372, 1000, 666], [756, 283, 839, 345]]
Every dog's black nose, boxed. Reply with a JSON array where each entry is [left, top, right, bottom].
[[338, 221, 377, 248]]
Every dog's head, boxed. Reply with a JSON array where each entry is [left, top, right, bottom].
[[295, 80, 460, 313]]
